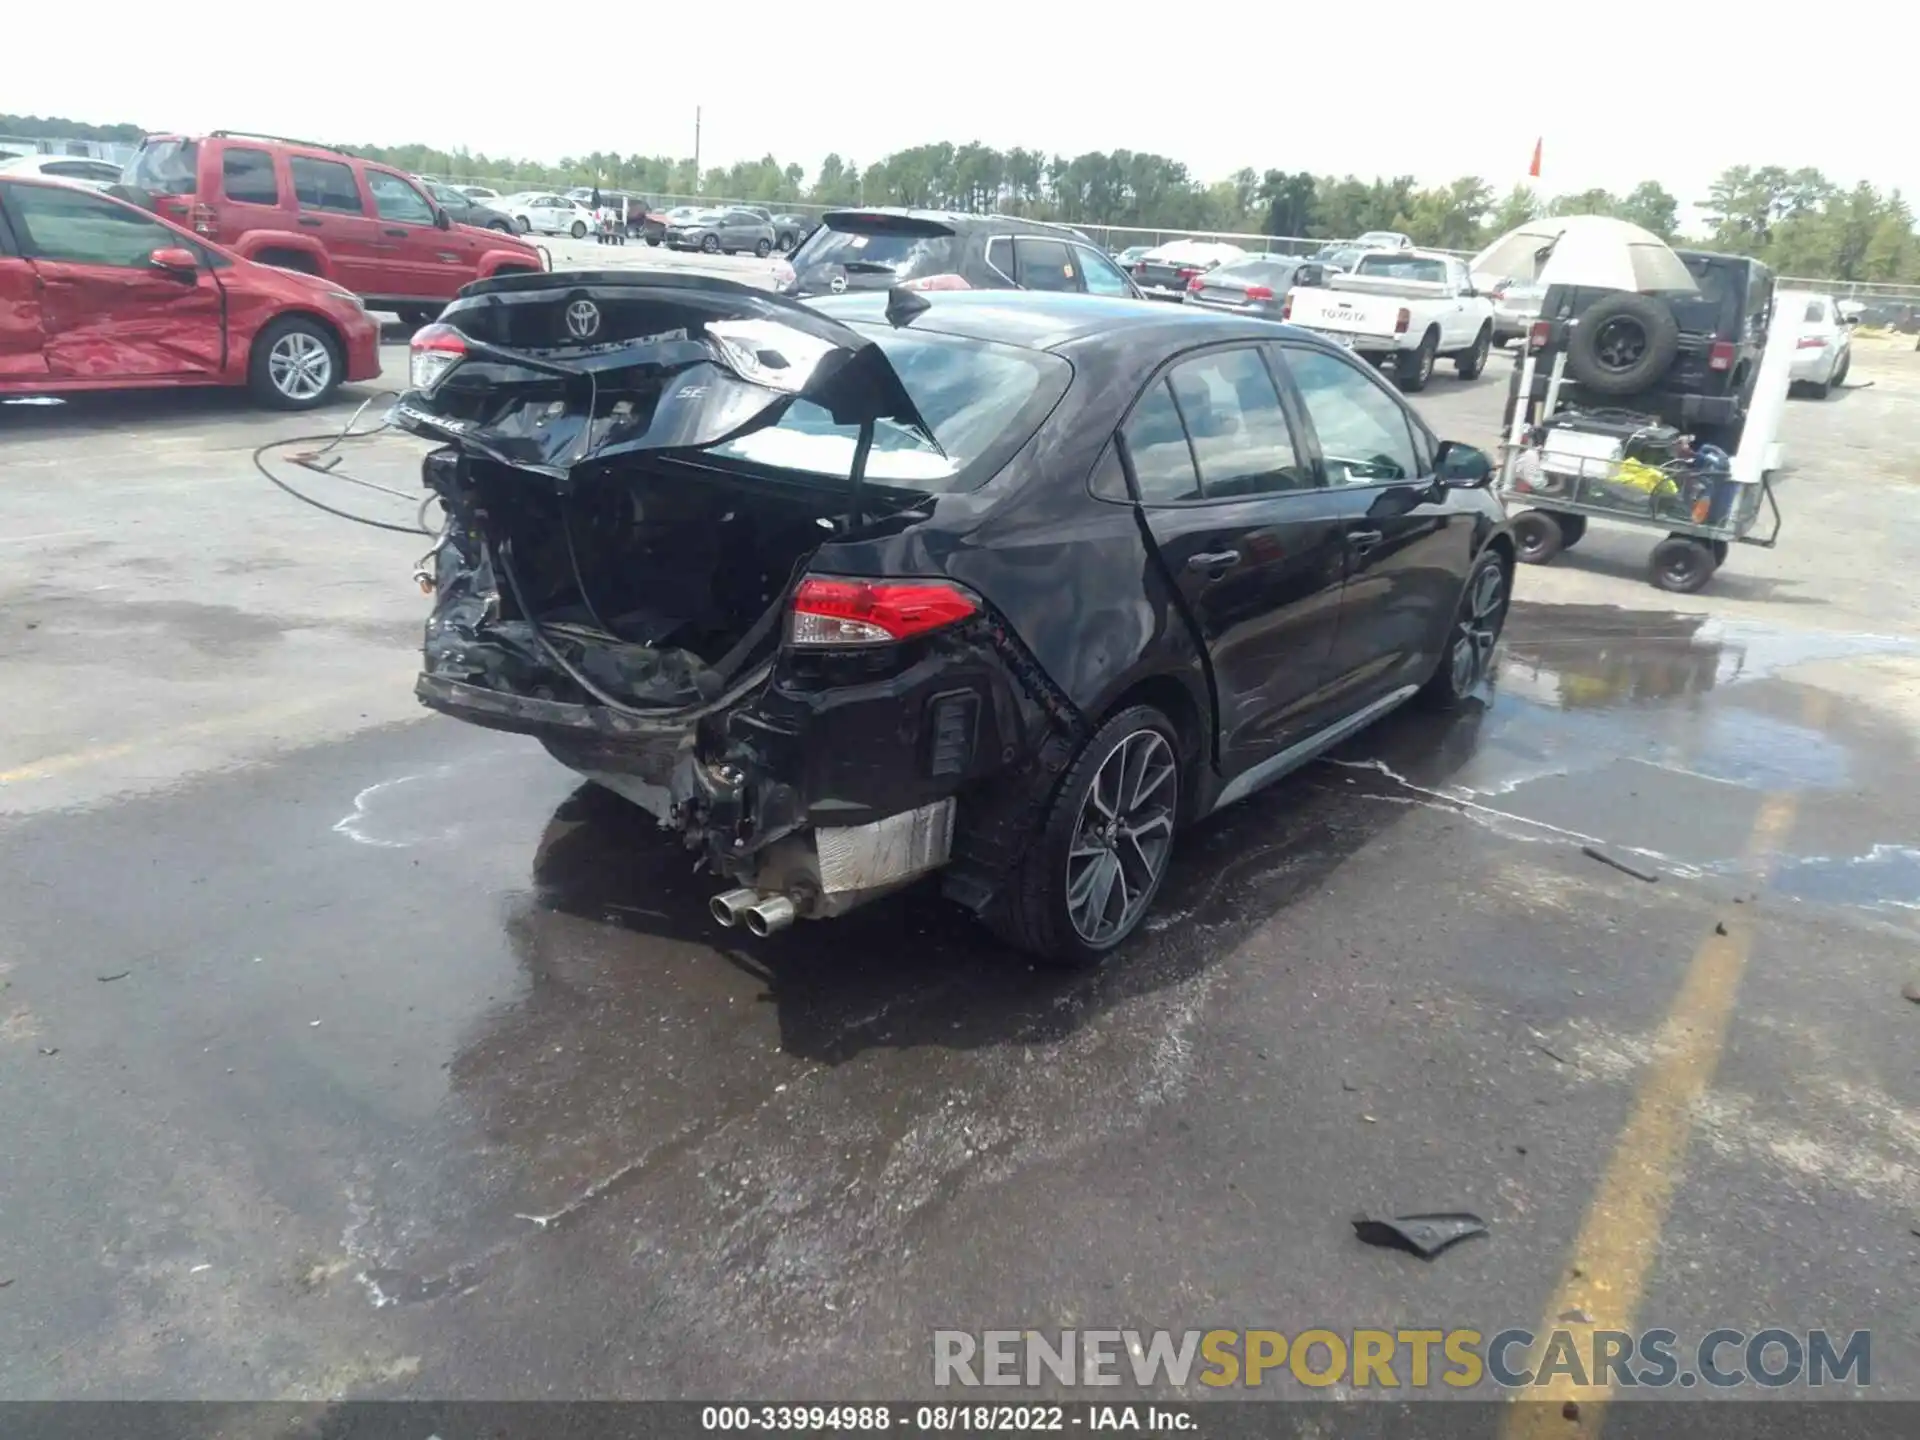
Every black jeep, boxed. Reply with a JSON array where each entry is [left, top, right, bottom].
[[1507, 250, 1774, 451]]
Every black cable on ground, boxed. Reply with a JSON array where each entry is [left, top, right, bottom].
[[251, 390, 438, 536]]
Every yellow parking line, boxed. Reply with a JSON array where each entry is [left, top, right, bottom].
[[1501, 692, 1826, 1437]]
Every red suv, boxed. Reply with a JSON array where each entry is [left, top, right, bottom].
[[1, 174, 380, 409], [120, 131, 546, 324]]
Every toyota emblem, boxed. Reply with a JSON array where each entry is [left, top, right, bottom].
[[564, 299, 602, 339], [829, 274, 848, 294]]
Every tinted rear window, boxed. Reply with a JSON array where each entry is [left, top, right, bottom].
[[1211, 259, 1297, 287], [1354, 255, 1447, 283], [790, 219, 959, 281], [706, 325, 1068, 492], [126, 139, 199, 196], [1804, 298, 1827, 323]]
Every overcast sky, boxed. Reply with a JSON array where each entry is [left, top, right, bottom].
[[10, 3, 1913, 209]]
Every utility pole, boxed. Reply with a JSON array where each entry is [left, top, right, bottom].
[[692, 106, 702, 189]]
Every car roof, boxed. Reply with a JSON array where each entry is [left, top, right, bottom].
[[808, 290, 1331, 354]]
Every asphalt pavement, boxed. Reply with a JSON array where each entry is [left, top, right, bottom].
[[3, 305, 1919, 1412]]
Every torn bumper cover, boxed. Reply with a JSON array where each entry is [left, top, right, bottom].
[[398, 272, 1028, 922]]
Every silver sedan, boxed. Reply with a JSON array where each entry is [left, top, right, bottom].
[[665, 207, 779, 257]]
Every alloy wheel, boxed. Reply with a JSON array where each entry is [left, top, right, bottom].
[[1065, 729, 1177, 945], [268, 331, 332, 402], [1449, 562, 1506, 694]]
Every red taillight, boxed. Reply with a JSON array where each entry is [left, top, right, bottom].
[[1187, 273, 1205, 293], [1528, 320, 1551, 351], [789, 577, 979, 647], [1243, 285, 1274, 301], [190, 202, 217, 238], [899, 273, 971, 292], [1394, 307, 1411, 335], [1132, 263, 1146, 278], [1280, 289, 1294, 320], [409, 323, 467, 389], [1796, 335, 1826, 349], [1708, 340, 1736, 371]]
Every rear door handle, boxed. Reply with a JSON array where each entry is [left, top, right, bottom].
[[1347, 529, 1385, 551], [383, 227, 408, 238], [298, 216, 323, 228], [1187, 550, 1241, 571]]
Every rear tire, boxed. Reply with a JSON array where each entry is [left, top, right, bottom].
[[754, 238, 773, 258], [1455, 324, 1493, 379], [515, 215, 532, 233], [1512, 509, 1565, 565], [1555, 513, 1588, 549], [1396, 330, 1438, 392], [249, 316, 341, 411], [985, 704, 1183, 967], [1832, 353, 1850, 387], [569, 220, 588, 239], [1649, 537, 1717, 593]]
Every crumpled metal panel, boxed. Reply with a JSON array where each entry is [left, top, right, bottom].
[[815, 800, 955, 895]]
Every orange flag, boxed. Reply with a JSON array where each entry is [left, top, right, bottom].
[[1528, 138, 1543, 178]]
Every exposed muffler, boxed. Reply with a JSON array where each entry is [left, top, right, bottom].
[[709, 888, 761, 928], [742, 894, 796, 938]]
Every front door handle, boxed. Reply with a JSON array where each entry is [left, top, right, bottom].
[[1187, 550, 1241, 572], [383, 227, 408, 238], [1347, 529, 1385, 551]]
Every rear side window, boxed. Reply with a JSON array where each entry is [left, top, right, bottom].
[[1123, 381, 1201, 503], [1165, 349, 1309, 497], [290, 157, 364, 214], [789, 218, 959, 282], [1013, 238, 1079, 292], [221, 147, 278, 205], [126, 139, 199, 197]]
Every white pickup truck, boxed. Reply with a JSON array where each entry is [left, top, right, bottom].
[[1281, 249, 1497, 392]]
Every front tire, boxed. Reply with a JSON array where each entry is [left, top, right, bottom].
[[250, 316, 341, 411], [1419, 549, 1510, 709], [1396, 330, 1438, 392], [1649, 537, 1717, 593], [514, 215, 532, 233], [1455, 324, 1493, 379], [986, 705, 1182, 967], [701, 234, 721, 254]]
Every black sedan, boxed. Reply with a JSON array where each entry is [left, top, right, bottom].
[[394, 275, 1512, 964]]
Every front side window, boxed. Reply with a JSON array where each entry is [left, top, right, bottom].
[[1075, 245, 1133, 297], [289, 157, 364, 214], [222, 147, 278, 206], [6, 183, 181, 267], [368, 171, 436, 225], [1282, 347, 1419, 486]]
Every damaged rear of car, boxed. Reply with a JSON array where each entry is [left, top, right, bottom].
[[395, 272, 1073, 942]]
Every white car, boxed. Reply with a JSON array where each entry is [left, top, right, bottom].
[[0, 154, 125, 189], [1280, 249, 1497, 392], [500, 193, 594, 239], [1789, 293, 1853, 398], [1353, 230, 1415, 251]]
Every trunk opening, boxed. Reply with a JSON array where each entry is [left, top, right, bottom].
[[429, 456, 885, 712]]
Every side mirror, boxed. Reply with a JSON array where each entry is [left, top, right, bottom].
[[1435, 439, 1493, 488], [434, 208, 451, 230], [147, 246, 200, 276]]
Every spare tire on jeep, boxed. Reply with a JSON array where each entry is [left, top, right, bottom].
[[1566, 292, 1680, 396]]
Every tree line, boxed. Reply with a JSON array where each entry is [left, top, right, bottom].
[[5, 117, 1914, 283]]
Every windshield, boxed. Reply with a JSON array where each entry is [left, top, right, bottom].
[[1354, 255, 1447, 283], [125, 139, 199, 197], [707, 325, 1069, 491], [790, 222, 960, 280]]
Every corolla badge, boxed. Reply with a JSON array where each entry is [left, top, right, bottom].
[[829, 274, 848, 294], [564, 299, 602, 339]]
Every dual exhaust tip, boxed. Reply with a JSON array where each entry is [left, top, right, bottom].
[[710, 887, 797, 938]]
